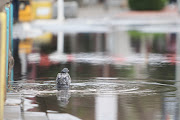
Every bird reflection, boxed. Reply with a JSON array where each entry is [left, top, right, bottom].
[[56, 87, 71, 107]]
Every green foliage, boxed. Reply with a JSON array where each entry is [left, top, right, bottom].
[[128, 0, 168, 10], [128, 31, 165, 39]]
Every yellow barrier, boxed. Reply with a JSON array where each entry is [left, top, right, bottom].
[[0, 12, 7, 120], [31, 0, 52, 19], [33, 32, 52, 43]]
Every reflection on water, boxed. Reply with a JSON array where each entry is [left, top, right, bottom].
[[56, 88, 71, 107], [12, 30, 180, 120], [14, 31, 177, 81], [22, 90, 178, 120], [95, 95, 118, 120]]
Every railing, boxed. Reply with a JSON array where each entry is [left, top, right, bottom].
[[0, 1, 13, 119]]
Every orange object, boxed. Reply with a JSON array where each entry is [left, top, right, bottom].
[[19, 5, 33, 22], [40, 54, 51, 66], [19, 39, 33, 54]]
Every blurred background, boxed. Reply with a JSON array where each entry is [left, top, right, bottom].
[[5, 0, 180, 119]]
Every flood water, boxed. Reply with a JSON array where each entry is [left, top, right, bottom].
[[11, 30, 180, 120]]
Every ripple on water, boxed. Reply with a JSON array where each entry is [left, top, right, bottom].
[[10, 78, 176, 96]]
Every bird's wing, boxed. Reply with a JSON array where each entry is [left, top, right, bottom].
[[65, 73, 71, 85], [56, 73, 62, 83]]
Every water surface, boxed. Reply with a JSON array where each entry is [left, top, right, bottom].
[[12, 30, 180, 120]]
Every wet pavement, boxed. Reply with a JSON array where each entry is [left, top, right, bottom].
[[4, 93, 81, 120]]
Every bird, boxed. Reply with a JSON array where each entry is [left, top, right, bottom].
[[56, 68, 71, 90]]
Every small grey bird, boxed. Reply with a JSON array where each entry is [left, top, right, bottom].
[[56, 68, 71, 90]]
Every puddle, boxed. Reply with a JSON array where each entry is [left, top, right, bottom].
[[12, 30, 180, 119], [10, 78, 177, 120]]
